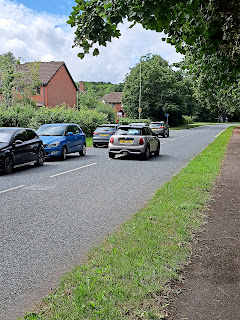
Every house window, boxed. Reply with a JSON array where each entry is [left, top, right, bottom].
[[36, 87, 41, 94]]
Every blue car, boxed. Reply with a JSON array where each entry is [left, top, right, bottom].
[[37, 123, 86, 160]]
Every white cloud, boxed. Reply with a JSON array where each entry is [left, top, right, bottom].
[[0, 0, 183, 83]]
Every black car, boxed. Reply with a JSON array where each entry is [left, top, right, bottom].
[[0, 127, 45, 174]]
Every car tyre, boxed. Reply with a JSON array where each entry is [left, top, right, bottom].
[[35, 149, 45, 166], [79, 143, 86, 156], [3, 156, 13, 174], [142, 145, 150, 160], [60, 146, 67, 161], [167, 131, 169, 137], [109, 152, 115, 159]]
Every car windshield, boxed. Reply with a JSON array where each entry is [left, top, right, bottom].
[[0, 132, 12, 143], [116, 128, 142, 135], [37, 125, 66, 136], [95, 126, 116, 132], [150, 123, 164, 128]]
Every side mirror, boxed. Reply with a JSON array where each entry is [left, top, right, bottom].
[[67, 132, 73, 136]]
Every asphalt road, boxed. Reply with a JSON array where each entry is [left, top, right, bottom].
[[0, 124, 230, 319]]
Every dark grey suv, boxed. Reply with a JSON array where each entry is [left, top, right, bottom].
[[149, 121, 169, 137]]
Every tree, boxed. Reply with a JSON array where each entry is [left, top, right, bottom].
[[68, 0, 240, 85], [0, 52, 41, 107], [122, 54, 197, 124], [0, 52, 20, 107]]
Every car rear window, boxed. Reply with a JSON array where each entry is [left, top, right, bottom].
[[116, 128, 142, 135], [150, 123, 164, 128], [95, 126, 116, 132]]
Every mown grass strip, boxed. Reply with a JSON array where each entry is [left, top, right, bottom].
[[21, 127, 234, 320]]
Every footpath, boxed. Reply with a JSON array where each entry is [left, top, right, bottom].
[[167, 127, 240, 320]]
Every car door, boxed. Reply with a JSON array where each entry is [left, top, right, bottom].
[[72, 125, 83, 152], [65, 125, 76, 153], [12, 130, 31, 165], [26, 129, 40, 161]]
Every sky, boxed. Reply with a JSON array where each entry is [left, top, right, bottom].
[[0, 0, 183, 84]]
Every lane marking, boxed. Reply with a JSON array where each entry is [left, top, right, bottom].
[[161, 142, 168, 144], [215, 128, 227, 138], [170, 138, 177, 141], [178, 136, 185, 139], [50, 163, 97, 178], [0, 185, 25, 194]]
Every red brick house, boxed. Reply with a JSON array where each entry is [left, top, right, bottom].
[[101, 92, 124, 116], [19, 61, 77, 107]]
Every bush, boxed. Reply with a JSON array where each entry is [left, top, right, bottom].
[[0, 103, 111, 136]]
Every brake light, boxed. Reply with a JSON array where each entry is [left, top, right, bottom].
[[139, 137, 144, 145], [160, 126, 164, 128], [93, 132, 99, 135], [109, 136, 114, 143]]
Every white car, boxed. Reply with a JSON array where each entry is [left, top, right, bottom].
[[108, 125, 160, 160]]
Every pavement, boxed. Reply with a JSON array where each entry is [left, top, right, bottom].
[[167, 127, 240, 319]]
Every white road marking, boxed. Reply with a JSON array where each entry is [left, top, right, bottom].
[[161, 142, 168, 144], [170, 138, 177, 141], [215, 128, 227, 137], [50, 163, 97, 178], [178, 136, 185, 139], [0, 185, 25, 194]]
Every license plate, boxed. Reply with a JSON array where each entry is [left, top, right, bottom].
[[119, 139, 133, 143], [100, 134, 108, 136]]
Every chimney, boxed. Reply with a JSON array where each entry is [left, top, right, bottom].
[[79, 81, 85, 93]]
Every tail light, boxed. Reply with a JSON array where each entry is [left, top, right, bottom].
[[109, 136, 114, 143], [93, 132, 99, 135], [160, 126, 164, 128], [139, 137, 144, 145]]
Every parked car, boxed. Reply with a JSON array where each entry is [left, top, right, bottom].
[[149, 121, 169, 137], [37, 123, 86, 160], [0, 127, 45, 174], [108, 125, 160, 160], [93, 124, 119, 147]]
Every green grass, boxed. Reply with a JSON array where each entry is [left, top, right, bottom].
[[170, 122, 217, 130], [21, 127, 234, 320]]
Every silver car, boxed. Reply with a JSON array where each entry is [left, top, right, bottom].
[[108, 125, 160, 160], [149, 121, 169, 137]]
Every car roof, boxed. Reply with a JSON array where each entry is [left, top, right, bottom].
[[150, 121, 165, 124], [118, 125, 146, 129], [0, 127, 32, 132], [97, 124, 119, 127], [40, 123, 77, 126]]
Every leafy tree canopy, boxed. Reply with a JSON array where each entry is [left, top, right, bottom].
[[68, 0, 240, 85], [122, 54, 198, 124]]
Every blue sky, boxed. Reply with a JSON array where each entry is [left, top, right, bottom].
[[0, 0, 183, 83], [14, 0, 75, 16]]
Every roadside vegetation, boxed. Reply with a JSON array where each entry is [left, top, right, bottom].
[[19, 127, 233, 320]]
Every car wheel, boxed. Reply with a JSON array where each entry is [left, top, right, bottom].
[[167, 131, 169, 137], [3, 156, 13, 174], [154, 143, 160, 156], [60, 146, 67, 161], [79, 143, 86, 156], [142, 145, 150, 160], [35, 149, 45, 166], [109, 152, 115, 159]]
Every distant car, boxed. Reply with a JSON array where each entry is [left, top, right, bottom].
[[129, 122, 148, 127], [149, 121, 169, 137], [0, 127, 45, 174], [37, 123, 86, 160], [93, 124, 119, 147], [108, 125, 160, 160]]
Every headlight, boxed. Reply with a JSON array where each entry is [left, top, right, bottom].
[[47, 141, 60, 148]]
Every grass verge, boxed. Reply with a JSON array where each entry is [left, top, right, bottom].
[[86, 137, 93, 147], [21, 127, 234, 320]]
